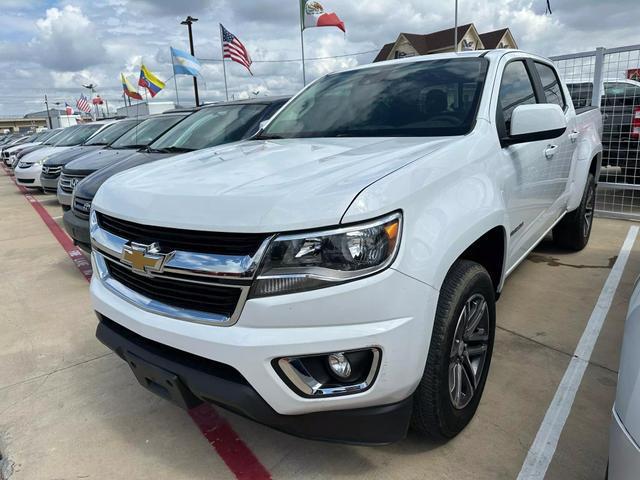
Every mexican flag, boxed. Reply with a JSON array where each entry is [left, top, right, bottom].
[[301, 1, 345, 32]]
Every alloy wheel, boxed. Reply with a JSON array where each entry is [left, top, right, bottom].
[[584, 183, 595, 238], [448, 293, 490, 410]]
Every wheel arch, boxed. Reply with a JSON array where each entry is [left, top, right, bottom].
[[458, 225, 507, 296]]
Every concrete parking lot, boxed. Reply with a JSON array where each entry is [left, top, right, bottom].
[[0, 169, 638, 480]]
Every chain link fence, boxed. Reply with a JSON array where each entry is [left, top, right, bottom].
[[550, 45, 640, 219]]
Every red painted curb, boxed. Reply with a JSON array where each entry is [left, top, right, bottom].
[[2, 165, 272, 480], [189, 404, 272, 480]]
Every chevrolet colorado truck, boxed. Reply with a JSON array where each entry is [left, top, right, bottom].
[[89, 50, 602, 444]]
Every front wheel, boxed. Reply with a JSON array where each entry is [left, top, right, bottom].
[[411, 259, 496, 440], [553, 173, 596, 251]]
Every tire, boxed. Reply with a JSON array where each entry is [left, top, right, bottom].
[[553, 173, 596, 251], [411, 259, 496, 441]]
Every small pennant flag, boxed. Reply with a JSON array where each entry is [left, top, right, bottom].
[[301, 1, 345, 32], [138, 64, 165, 97], [121, 73, 143, 100]]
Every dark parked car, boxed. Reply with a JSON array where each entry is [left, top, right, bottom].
[[56, 112, 190, 209], [64, 96, 289, 251], [40, 119, 142, 193], [567, 79, 640, 183]]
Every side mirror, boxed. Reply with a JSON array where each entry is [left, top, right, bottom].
[[502, 103, 567, 147], [259, 120, 270, 131]]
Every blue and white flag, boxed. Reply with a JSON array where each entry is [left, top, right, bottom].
[[170, 47, 202, 76]]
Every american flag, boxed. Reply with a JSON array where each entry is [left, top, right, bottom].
[[221, 24, 252, 74], [76, 94, 92, 114]]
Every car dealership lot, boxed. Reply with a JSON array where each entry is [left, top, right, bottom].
[[0, 171, 637, 480]]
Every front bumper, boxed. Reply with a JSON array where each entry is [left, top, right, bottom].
[[609, 406, 640, 479], [57, 187, 72, 207], [41, 175, 61, 194], [96, 315, 413, 444], [91, 263, 437, 435], [14, 164, 42, 188], [63, 209, 91, 252]]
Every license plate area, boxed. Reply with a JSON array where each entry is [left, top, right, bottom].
[[124, 351, 201, 409]]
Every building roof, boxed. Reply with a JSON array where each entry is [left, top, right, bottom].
[[374, 24, 516, 62], [374, 24, 474, 62], [373, 43, 395, 62], [479, 28, 510, 49]]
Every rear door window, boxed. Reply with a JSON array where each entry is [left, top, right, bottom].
[[534, 62, 566, 110]]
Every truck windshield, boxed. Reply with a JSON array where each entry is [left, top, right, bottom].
[[110, 115, 186, 149], [84, 120, 141, 146], [260, 58, 488, 139], [149, 104, 266, 152], [55, 124, 103, 146]]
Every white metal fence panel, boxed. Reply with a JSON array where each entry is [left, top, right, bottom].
[[551, 45, 640, 219]]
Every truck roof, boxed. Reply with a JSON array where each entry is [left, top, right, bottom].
[[342, 49, 549, 74]]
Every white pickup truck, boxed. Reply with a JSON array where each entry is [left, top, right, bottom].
[[89, 50, 602, 444]]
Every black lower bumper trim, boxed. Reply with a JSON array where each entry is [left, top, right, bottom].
[[96, 315, 412, 445], [63, 209, 91, 250]]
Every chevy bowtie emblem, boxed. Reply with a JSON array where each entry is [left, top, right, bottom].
[[121, 242, 174, 276]]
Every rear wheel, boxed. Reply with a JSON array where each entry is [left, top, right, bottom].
[[411, 260, 495, 440], [553, 173, 596, 251]]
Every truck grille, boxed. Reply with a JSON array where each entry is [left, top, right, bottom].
[[59, 173, 86, 193], [42, 165, 63, 177], [106, 260, 242, 318], [97, 213, 269, 256]]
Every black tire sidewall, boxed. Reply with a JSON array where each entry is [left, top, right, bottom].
[[436, 265, 495, 436]]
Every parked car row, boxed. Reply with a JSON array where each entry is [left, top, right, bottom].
[[4, 97, 289, 256]]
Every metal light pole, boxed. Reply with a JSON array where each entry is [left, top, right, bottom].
[[181, 16, 200, 106], [453, 0, 459, 52], [44, 94, 52, 128]]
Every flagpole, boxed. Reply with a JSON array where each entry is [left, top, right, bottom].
[[453, 0, 459, 52], [171, 49, 181, 107], [219, 24, 229, 101], [299, 1, 306, 86]]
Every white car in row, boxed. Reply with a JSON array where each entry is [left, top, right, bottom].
[[14, 121, 113, 189]]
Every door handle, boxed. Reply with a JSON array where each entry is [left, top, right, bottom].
[[544, 144, 558, 159], [568, 130, 580, 143]]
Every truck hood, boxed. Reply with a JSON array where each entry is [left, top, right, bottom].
[[75, 151, 172, 200], [64, 148, 138, 176], [21, 146, 73, 164], [94, 137, 454, 233], [44, 145, 103, 167]]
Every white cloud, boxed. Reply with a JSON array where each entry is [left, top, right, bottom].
[[0, 0, 639, 116], [29, 5, 106, 71]]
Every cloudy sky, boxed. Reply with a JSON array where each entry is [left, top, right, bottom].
[[0, 0, 638, 116]]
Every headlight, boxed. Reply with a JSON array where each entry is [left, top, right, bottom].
[[251, 212, 402, 297]]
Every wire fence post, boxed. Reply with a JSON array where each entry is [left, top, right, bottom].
[[591, 47, 605, 107]]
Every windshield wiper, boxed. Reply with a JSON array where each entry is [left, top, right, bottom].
[[113, 144, 146, 150], [256, 133, 285, 140], [153, 146, 194, 153]]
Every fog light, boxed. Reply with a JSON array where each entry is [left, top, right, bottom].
[[328, 352, 351, 379], [274, 347, 381, 397]]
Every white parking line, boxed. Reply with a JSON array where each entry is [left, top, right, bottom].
[[517, 225, 639, 480]]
